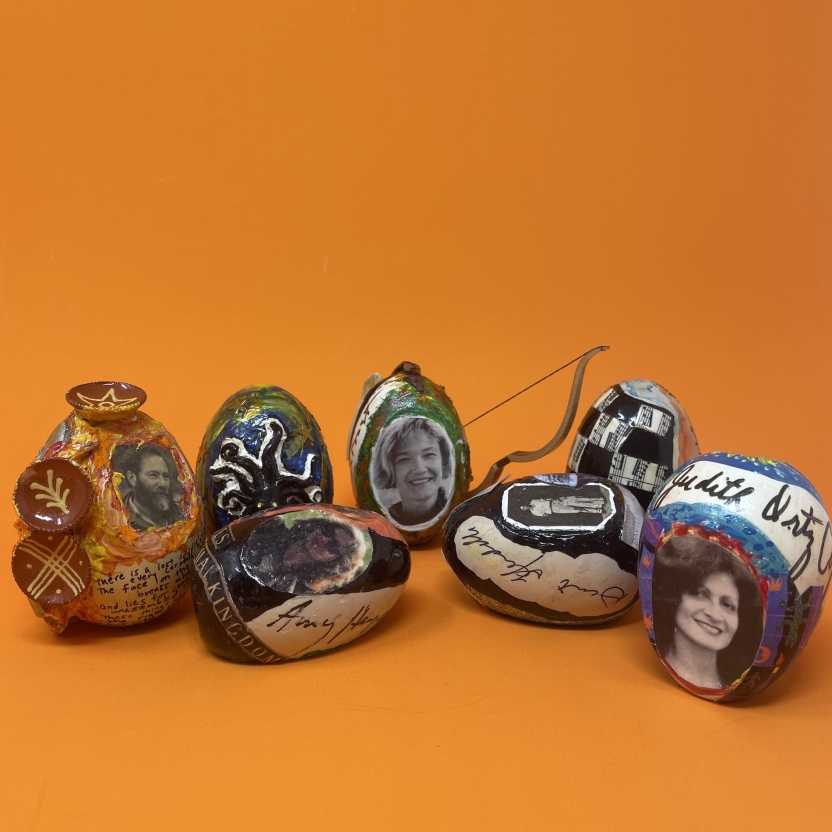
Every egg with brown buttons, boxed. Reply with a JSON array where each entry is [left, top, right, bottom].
[[12, 382, 203, 633]]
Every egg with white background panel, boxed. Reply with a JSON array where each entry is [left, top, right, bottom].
[[442, 473, 644, 625]]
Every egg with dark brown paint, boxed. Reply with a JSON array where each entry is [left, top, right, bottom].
[[191, 505, 410, 663]]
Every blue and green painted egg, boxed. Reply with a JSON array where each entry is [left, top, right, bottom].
[[197, 386, 333, 536]]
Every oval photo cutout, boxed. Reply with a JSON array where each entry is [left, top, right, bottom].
[[652, 534, 764, 692], [370, 416, 456, 531]]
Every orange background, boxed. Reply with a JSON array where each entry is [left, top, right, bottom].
[[1, 3, 831, 830]]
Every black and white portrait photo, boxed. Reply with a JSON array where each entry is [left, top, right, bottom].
[[241, 514, 369, 594], [371, 416, 455, 528], [112, 443, 185, 532], [652, 534, 763, 690]]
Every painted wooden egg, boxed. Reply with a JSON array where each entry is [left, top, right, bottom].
[[442, 473, 644, 624], [12, 382, 203, 633], [190, 505, 410, 663], [638, 452, 830, 702], [567, 379, 699, 510], [348, 362, 471, 546], [196, 385, 333, 536]]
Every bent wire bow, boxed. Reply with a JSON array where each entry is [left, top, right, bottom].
[[467, 345, 609, 496]]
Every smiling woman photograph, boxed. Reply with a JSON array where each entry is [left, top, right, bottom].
[[652, 534, 764, 691], [371, 416, 455, 528]]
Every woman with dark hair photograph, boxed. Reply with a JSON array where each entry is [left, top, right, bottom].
[[372, 416, 453, 527], [652, 534, 763, 690]]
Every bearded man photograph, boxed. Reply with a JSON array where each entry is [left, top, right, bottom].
[[115, 443, 185, 531]]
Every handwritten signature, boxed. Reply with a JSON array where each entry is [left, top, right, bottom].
[[266, 599, 384, 650], [556, 579, 627, 607], [762, 484, 832, 581], [460, 527, 543, 582], [460, 526, 629, 606], [653, 463, 755, 510]]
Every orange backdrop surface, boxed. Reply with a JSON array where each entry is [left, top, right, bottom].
[[1, 3, 831, 830]]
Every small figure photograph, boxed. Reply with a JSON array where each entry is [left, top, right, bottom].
[[371, 416, 455, 528], [241, 514, 369, 594], [112, 443, 185, 532], [652, 534, 764, 690], [505, 482, 612, 530]]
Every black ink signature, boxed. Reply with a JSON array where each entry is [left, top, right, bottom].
[[653, 463, 755, 510], [266, 600, 336, 643], [762, 484, 830, 581], [326, 605, 383, 644], [460, 527, 543, 581], [556, 579, 628, 608], [267, 600, 384, 650]]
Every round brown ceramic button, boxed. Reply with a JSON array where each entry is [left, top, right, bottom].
[[12, 532, 92, 606], [14, 459, 93, 532], [66, 381, 146, 420]]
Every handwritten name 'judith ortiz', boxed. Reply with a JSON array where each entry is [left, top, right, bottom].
[[653, 463, 755, 510]]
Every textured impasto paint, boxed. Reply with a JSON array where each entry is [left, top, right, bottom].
[[639, 452, 830, 702], [12, 383, 203, 633]]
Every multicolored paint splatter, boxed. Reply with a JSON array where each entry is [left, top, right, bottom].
[[13, 403, 203, 633]]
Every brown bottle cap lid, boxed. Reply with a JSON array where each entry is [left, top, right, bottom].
[[14, 459, 93, 532], [66, 381, 146, 420], [12, 532, 92, 606]]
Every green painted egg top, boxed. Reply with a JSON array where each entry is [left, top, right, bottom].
[[349, 362, 471, 545]]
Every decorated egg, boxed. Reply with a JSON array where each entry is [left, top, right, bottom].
[[190, 505, 410, 663], [567, 379, 699, 510], [638, 452, 830, 702], [12, 382, 203, 633], [348, 362, 471, 545], [349, 348, 610, 545], [196, 386, 333, 536], [442, 473, 644, 624]]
